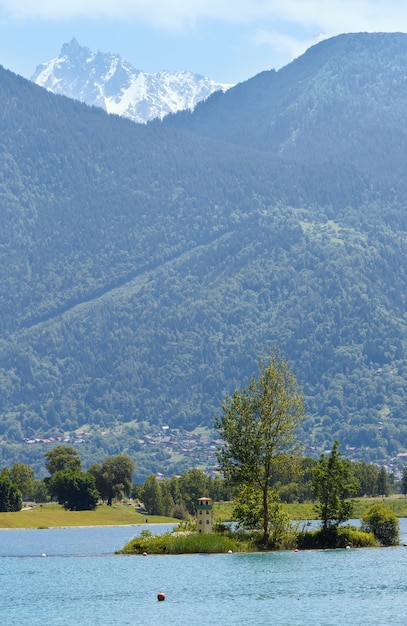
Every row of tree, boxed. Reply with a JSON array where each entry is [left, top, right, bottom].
[[137, 468, 231, 519], [0, 446, 231, 515], [1, 438, 406, 516], [0, 448, 136, 512]]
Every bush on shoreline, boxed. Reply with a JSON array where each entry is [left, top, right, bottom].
[[361, 504, 400, 546], [297, 525, 377, 549]]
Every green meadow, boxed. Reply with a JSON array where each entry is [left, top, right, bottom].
[[0, 503, 175, 529]]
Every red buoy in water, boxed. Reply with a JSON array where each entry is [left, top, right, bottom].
[[157, 592, 166, 602]]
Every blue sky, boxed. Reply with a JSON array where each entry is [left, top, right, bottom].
[[1, 1, 407, 84]]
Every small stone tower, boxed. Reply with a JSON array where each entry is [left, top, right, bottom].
[[196, 497, 213, 533]]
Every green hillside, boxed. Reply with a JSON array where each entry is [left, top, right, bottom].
[[160, 33, 407, 184], [0, 33, 407, 479]]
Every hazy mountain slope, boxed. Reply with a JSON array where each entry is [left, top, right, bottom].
[[31, 39, 232, 123], [0, 32, 407, 477], [0, 66, 375, 336], [160, 32, 407, 185]]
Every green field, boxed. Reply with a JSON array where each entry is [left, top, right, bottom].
[[0, 503, 176, 529], [1, 496, 406, 529], [213, 496, 407, 523]]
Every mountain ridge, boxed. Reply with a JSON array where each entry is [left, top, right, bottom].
[[31, 38, 233, 123]]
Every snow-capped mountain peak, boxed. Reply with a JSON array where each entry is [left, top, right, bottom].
[[31, 39, 233, 124]]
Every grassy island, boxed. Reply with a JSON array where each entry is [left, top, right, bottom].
[[118, 529, 254, 555], [117, 521, 380, 555]]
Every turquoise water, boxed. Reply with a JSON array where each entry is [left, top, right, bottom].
[[1, 524, 407, 625]]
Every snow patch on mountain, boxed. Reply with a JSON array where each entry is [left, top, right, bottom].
[[31, 39, 233, 124]]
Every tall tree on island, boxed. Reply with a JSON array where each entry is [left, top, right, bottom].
[[312, 440, 358, 539], [215, 350, 305, 546]]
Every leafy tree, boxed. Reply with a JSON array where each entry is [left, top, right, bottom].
[[215, 351, 305, 545], [141, 474, 164, 515], [401, 465, 407, 497], [207, 475, 232, 502], [179, 468, 209, 515], [352, 460, 379, 497], [171, 502, 189, 520], [45, 446, 82, 476], [278, 482, 301, 504], [361, 504, 400, 546], [377, 466, 391, 497], [232, 483, 270, 530], [32, 479, 49, 503], [8, 463, 35, 500], [169, 475, 183, 506], [167, 475, 189, 518], [88, 463, 107, 500], [232, 483, 293, 548], [272, 456, 316, 503], [0, 472, 23, 512], [312, 440, 358, 536], [159, 479, 175, 516], [48, 470, 99, 510], [89, 454, 135, 506]]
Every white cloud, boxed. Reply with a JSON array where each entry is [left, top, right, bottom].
[[2, 1, 407, 34], [1, 0, 407, 31], [268, 0, 407, 33], [253, 30, 328, 62], [0, 1, 238, 26]]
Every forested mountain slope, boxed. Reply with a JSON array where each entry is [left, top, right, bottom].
[[0, 32, 407, 478], [160, 33, 407, 196]]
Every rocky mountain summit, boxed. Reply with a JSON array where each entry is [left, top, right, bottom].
[[31, 38, 233, 123]]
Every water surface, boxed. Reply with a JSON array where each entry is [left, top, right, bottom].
[[1, 522, 407, 625]]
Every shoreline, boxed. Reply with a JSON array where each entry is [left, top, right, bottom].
[[0, 522, 172, 530]]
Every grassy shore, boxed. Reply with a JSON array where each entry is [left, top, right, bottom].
[[0, 503, 176, 529]]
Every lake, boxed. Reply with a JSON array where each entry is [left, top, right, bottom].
[[1, 521, 407, 625]]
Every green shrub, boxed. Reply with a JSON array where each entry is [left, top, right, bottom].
[[213, 521, 230, 534], [336, 526, 376, 548], [361, 504, 400, 546], [297, 525, 376, 549], [173, 519, 197, 533]]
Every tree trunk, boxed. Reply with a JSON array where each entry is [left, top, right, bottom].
[[262, 484, 269, 546]]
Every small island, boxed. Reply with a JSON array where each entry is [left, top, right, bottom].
[[117, 495, 400, 555], [119, 355, 401, 556]]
